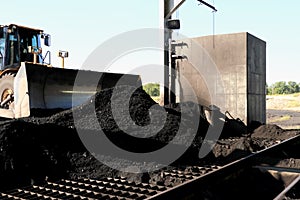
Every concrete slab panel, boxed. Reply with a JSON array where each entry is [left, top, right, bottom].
[[175, 32, 266, 124]]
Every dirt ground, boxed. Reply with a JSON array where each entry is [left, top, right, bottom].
[[267, 94, 300, 129]]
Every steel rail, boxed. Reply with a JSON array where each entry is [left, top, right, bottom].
[[147, 134, 300, 199]]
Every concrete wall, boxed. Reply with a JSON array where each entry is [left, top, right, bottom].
[[247, 34, 267, 124], [175, 32, 266, 124]]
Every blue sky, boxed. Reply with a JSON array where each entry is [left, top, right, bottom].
[[1, 0, 299, 84]]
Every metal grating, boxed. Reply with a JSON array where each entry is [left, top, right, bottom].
[[0, 177, 168, 200], [0, 165, 221, 200]]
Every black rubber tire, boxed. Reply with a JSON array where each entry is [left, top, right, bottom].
[[0, 73, 15, 109]]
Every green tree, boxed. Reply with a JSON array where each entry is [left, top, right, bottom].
[[266, 83, 271, 95], [143, 83, 160, 97], [267, 81, 300, 95], [288, 81, 300, 93], [272, 81, 288, 94]]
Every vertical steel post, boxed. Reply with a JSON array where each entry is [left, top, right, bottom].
[[163, 0, 174, 106], [161, 0, 186, 106], [170, 40, 176, 105]]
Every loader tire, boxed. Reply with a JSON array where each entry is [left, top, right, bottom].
[[0, 73, 15, 109]]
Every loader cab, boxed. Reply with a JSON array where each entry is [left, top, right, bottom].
[[0, 24, 50, 71], [0, 26, 6, 69]]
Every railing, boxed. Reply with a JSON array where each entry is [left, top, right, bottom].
[[41, 50, 51, 65]]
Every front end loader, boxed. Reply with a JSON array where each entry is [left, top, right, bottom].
[[0, 24, 141, 118]]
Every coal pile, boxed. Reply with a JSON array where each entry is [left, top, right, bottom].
[[251, 124, 298, 140], [0, 86, 208, 190], [0, 120, 83, 190], [0, 85, 298, 191]]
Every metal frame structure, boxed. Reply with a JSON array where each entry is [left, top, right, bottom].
[[161, 0, 217, 106]]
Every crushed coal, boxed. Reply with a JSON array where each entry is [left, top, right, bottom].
[[251, 124, 298, 140], [0, 85, 298, 191]]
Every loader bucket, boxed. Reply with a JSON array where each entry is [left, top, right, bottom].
[[7, 63, 142, 118]]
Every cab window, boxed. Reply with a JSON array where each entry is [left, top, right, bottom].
[[0, 28, 5, 69], [5, 28, 20, 66]]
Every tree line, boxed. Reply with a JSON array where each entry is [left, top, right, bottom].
[[267, 81, 300, 95], [143, 82, 300, 96]]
